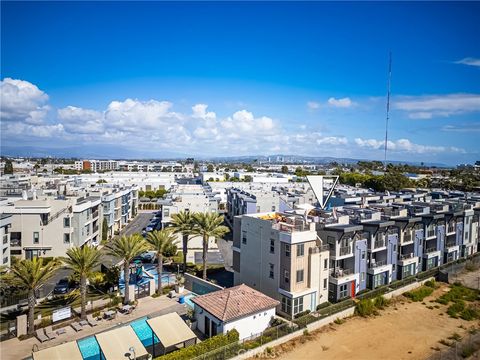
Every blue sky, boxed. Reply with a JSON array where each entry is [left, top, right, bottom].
[[1, 1, 479, 164]]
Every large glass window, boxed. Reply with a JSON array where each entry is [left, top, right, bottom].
[[269, 263, 274, 279], [293, 297, 304, 314], [242, 231, 247, 244], [285, 244, 290, 257], [284, 270, 290, 283], [281, 296, 292, 314], [64, 233, 70, 244], [270, 239, 275, 254], [33, 232, 39, 244], [339, 284, 348, 299], [374, 274, 384, 288], [63, 217, 70, 227]]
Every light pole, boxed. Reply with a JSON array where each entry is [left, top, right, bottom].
[[128, 346, 136, 360]]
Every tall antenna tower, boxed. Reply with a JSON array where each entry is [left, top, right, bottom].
[[384, 52, 392, 170]]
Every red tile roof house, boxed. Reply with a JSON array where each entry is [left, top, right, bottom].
[[191, 284, 280, 341]]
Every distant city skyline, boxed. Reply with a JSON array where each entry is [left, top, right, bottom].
[[1, 1, 479, 165]]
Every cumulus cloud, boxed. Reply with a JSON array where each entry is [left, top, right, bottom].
[[58, 106, 104, 134], [0, 78, 50, 124], [4, 122, 65, 138], [394, 94, 480, 119], [220, 110, 275, 133], [354, 138, 465, 154], [327, 97, 354, 108], [455, 57, 480, 67]]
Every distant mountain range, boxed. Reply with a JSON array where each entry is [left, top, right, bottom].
[[1, 146, 449, 167]]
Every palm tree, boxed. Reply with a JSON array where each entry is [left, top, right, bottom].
[[191, 212, 229, 280], [62, 246, 102, 320], [106, 235, 149, 304], [146, 230, 177, 295], [9, 258, 59, 334], [170, 211, 194, 272]]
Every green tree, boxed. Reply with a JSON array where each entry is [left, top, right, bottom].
[[207, 164, 214, 172], [3, 159, 13, 174], [281, 165, 288, 174], [102, 219, 109, 242], [146, 230, 177, 294], [96, 179, 107, 184], [106, 235, 149, 304], [243, 175, 253, 182], [191, 213, 229, 279], [62, 246, 102, 320], [33, 163, 40, 175], [9, 258, 59, 334], [224, 173, 230, 181], [170, 211, 195, 272]]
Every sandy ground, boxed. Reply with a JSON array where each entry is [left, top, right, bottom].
[[277, 285, 479, 360]]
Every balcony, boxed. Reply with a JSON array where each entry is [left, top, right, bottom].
[[93, 225, 99, 234], [426, 229, 436, 239], [374, 238, 386, 249], [425, 247, 437, 254], [10, 238, 21, 247], [92, 210, 99, 219], [330, 268, 352, 278], [403, 233, 413, 243], [400, 253, 414, 260], [370, 259, 386, 268], [3, 235, 8, 245], [446, 241, 457, 248], [398, 253, 417, 266]]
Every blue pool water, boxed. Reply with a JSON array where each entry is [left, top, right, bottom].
[[130, 316, 159, 347], [183, 293, 197, 308], [77, 336, 101, 360], [119, 265, 175, 292]]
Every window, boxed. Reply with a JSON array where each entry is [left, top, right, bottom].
[[323, 278, 328, 290], [164, 209, 170, 217], [33, 232, 39, 244], [63, 233, 70, 244], [281, 296, 292, 314], [339, 284, 348, 299], [361, 251, 366, 260], [284, 270, 290, 283], [293, 297, 304, 314], [324, 258, 328, 270], [63, 217, 70, 227], [327, 236, 335, 244], [242, 231, 247, 244], [296, 269, 304, 283], [392, 264, 396, 271], [272, 206, 276, 211], [361, 272, 365, 282], [297, 244, 304, 257], [374, 274, 384, 288], [285, 244, 290, 257], [270, 239, 275, 254], [269, 263, 274, 279]]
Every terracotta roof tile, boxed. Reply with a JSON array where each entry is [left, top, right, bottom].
[[191, 284, 279, 322]]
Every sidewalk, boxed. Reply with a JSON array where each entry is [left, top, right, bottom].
[[0, 294, 189, 360]]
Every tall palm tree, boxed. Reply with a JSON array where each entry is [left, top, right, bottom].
[[62, 246, 102, 320], [146, 230, 177, 294], [170, 211, 194, 272], [191, 212, 229, 280], [9, 258, 59, 334], [106, 235, 149, 304]]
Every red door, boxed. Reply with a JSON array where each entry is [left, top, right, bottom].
[[351, 280, 356, 298]]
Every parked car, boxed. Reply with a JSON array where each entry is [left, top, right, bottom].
[[53, 278, 71, 295]]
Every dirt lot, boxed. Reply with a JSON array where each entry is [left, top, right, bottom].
[[277, 284, 479, 360]]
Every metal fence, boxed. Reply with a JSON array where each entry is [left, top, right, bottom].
[[426, 331, 480, 360]]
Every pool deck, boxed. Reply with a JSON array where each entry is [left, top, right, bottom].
[[0, 294, 189, 360]]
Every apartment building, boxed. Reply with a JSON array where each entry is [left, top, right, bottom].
[[75, 160, 119, 172], [233, 210, 330, 318], [0, 214, 12, 267], [1, 195, 103, 260], [100, 186, 138, 238], [226, 188, 284, 220]]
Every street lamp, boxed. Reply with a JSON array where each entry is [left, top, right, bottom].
[[127, 346, 136, 360]]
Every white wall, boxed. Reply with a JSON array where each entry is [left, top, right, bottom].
[[223, 308, 276, 340]]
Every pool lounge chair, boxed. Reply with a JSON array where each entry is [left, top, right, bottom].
[[45, 325, 57, 340], [36, 329, 49, 342], [87, 314, 99, 326], [71, 322, 83, 332], [79, 320, 88, 327], [56, 327, 67, 335]]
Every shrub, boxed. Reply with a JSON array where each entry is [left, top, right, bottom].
[[404, 286, 434, 302], [462, 345, 475, 358], [460, 306, 480, 321], [334, 318, 345, 325], [425, 280, 437, 288], [438, 284, 479, 304], [447, 301, 465, 318], [294, 310, 311, 319], [316, 302, 331, 311], [355, 299, 376, 317], [373, 295, 389, 309], [448, 332, 462, 342], [157, 329, 239, 360]]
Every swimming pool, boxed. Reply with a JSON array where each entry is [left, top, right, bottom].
[[183, 293, 197, 308], [77, 336, 101, 360], [118, 264, 176, 292], [130, 316, 159, 347]]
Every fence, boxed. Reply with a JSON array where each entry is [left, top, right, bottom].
[[426, 331, 480, 360], [184, 273, 223, 295]]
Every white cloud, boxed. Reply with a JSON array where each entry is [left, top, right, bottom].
[[455, 57, 480, 67], [0, 78, 49, 124], [327, 97, 354, 108], [220, 110, 275, 133], [316, 136, 348, 145], [58, 106, 104, 134], [394, 94, 480, 119], [442, 123, 480, 132], [4, 122, 64, 138], [307, 101, 320, 110], [354, 137, 465, 154]]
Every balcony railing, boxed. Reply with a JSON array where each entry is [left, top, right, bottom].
[[425, 247, 438, 254], [93, 225, 99, 234], [403, 233, 413, 243], [426, 230, 436, 238], [400, 253, 414, 260], [3, 235, 8, 245], [370, 259, 386, 268], [339, 246, 352, 256], [330, 268, 352, 278], [445, 241, 457, 248], [92, 210, 99, 219], [10, 239, 21, 247], [447, 226, 456, 234]]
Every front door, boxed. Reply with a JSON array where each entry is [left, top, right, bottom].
[[351, 280, 356, 298]]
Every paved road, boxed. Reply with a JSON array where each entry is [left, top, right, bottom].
[[39, 268, 71, 298], [120, 212, 155, 237]]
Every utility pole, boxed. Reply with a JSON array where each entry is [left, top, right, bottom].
[[384, 52, 392, 171]]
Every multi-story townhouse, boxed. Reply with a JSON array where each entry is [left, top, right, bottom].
[[232, 211, 330, 318], [0, 214, 12, 267], [71, 196, 102, 247], [226, 188, 283, 221]]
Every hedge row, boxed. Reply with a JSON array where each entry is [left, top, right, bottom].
[[156, 329, 239, 360]]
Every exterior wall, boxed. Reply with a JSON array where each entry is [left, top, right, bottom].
[[387, 233, 398, 280], [0, 216, 12, 267], [354, 239, 368, 291], [223, 308, 276, 340], [436, 225, 445, 266]]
